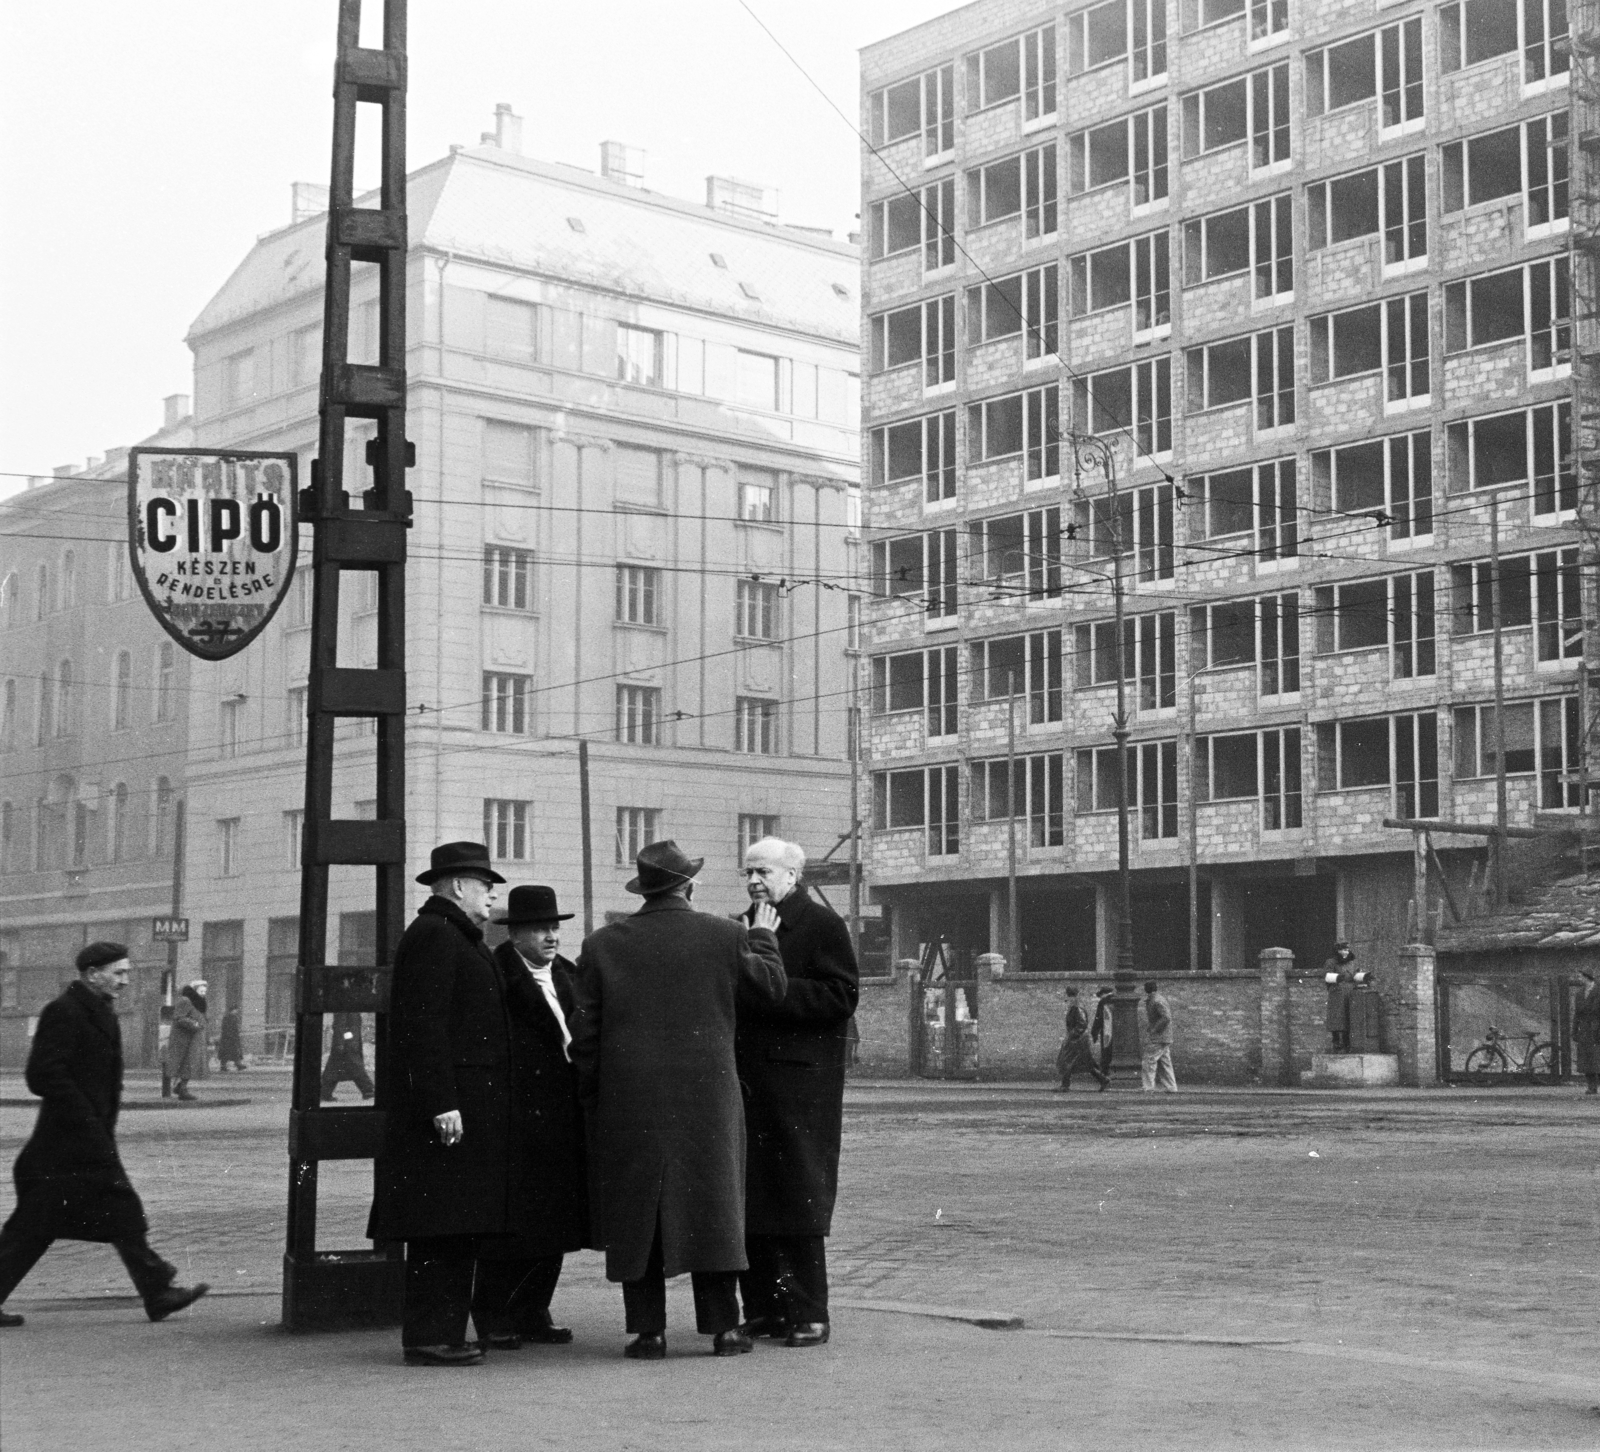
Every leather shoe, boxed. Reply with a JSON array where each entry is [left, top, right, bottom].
[[736, 1314, 788, 1339], [403, 1343, 485, 1367], [478, 1331, 523, 1351], [518, 1322, 573, 1344], [0, 1309, 23, 1328], [712, 1328, 754, 1356], [785, 1322, 830, 1348], [624, 1332, 666, 1360], [146, 1283, 209, 1322]]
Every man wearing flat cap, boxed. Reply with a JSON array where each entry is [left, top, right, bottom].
[[367, 842, 509, 1367], [570, 840, 786, 1359], [473, 884, 590, 1350], [0, 942, 208, 1328]]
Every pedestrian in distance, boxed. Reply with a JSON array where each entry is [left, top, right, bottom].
[[474, 884, 591, 1350], [1090, 986, 1115, 1083], [1574, 968, 1600, 1097], [1054, 987, 1109, 1092], [319, 1012, 374, 1101], [165, 980, 209, 1101], [570, 840, 786, 1361], [216, 1006, 245, 1072], [367, 842, 510, 1368], [735, 837, 859, 1349], [1322, 941, 1357, 1051], [1141, 980, 1178, 1093], [0, 942, 209, 1329]]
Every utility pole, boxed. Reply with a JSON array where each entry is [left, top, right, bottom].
[[1490, 494, 1508, 910], [161, 798, 185, 1097], [1007, 669, 1019, 972], [848, 703, 862, 962], [1187, 671, 1199, 974], [578, 739, 594, 936], [1069, 431, 1139, 1082]]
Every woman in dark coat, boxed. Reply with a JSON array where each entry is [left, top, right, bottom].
[[735, 838, 860, 1347], [1574, 969, 1600, 1095], [0, 942, 207, 1326], [165, 982, 209, 1099], [367, 843, 510, 1365], [474, 885, 591, 1347]]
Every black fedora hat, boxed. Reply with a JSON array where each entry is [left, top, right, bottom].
[[626, 839, 704, 896], [494, 884, 574, 925], [416, 841, 506, 886]]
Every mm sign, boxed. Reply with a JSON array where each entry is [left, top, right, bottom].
[[129, 447, 298, 661], [151, 916, 190, 943]]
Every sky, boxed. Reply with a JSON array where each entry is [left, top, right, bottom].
[[0, 0, 956, 499]]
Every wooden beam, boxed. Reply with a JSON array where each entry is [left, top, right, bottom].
[[1383, 817, 1544, 839]]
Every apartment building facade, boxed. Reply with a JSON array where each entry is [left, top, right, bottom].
[[860, 0, 1589, 981], [171, 122, 861, 1038], [0, 399, 196, 1066]]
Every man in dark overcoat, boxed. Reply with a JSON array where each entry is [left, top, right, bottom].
[[735, 837, 858, 1348], [474, 884, 590, 1348], [367, 841, 509, 1367], [570, 840, 785, 1360], [0, 942, 208, 1328]]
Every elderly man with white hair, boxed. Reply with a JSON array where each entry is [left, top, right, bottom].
[[735, 836, 859, 1347]]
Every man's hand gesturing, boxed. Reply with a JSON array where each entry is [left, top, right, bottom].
[[752, 901, 780, 933], [433, 1110, 464, 1146]]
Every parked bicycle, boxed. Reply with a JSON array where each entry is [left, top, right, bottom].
[[1463, 1025, 1556, 1078]]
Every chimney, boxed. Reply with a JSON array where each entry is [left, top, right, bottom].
[[53, 465, 76, 478], [291, 182, 330, 223], [487, 103, 522, 154], [600, 141, 645, 188], [86, 456, 102, 471], [705, 175, 779, 224], [163, 393, 191, 431]]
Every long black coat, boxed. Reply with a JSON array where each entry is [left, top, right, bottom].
[[368, 897, 512, 1242], [6, 980, 147, 1243], [484, 943, 589, 1258], [570, 896, 785, 1282], [736, 887, 859, 1237]]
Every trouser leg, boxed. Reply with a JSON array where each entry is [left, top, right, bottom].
[[689, 1271, 740, 1336], [0, 1219, 52, 1304], [510, 1255, 563, 1327], [113, 1234, 177, 1304], [469, 1254, 524, 1338], [775, 1235, 829, 1326], [1140, 1046, 1157, 1091], [1586, 1073, 1598, 1094], [1156, 1046, 1178, 1092], [403, 1235, 478, 1347], [621, 1228, 667, 1335], [738, 1235, 781, 1323], [351, 1062, 374, 1096]]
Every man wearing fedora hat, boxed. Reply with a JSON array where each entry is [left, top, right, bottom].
[[570, 840, 786, 1359], [368, 842, 509, 1367], [473, 885, 590, 1350]]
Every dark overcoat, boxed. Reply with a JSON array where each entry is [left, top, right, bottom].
[[1574, 982, 1600, 1076], [367, 897, 512, 1242], [1056, 1002, 1097, 1077], [483, 943, 590, 1258], [6, 980, 147, 1243], [569, 896, 785, 1282], [735, 887, 859, 1237]]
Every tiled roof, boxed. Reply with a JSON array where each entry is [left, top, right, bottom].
[[189, 148, 857, 343], [1436, 872, 1600, 955]]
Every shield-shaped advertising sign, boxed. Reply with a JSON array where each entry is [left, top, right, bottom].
[[128, 447, 298, 661]]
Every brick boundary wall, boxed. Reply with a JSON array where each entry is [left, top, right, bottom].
[[849, 948, 1438, 1086]]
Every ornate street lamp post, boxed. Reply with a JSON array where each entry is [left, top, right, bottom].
[[1069, 431, 1141, 1083]]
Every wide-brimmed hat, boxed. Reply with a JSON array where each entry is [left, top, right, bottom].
[[626, 839, 704, 896], [416, 841, 506, 886], [1095, 986, 1115, 998], [493, 884, 574, 925]]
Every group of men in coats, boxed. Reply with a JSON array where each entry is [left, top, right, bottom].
[[374, 833, 859, 1365]]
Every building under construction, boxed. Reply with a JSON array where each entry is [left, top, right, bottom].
[[857, 0, 1598, 1074]]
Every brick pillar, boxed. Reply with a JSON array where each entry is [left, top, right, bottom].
[[1257, 946, 1294, 1086], [1383, 943, 1438, 1087]]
